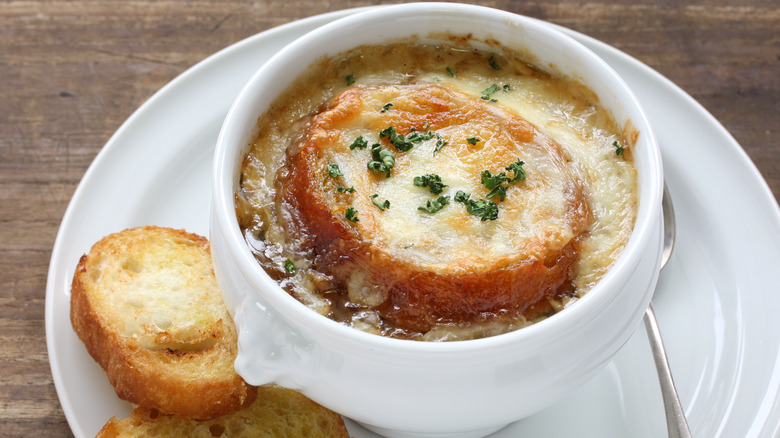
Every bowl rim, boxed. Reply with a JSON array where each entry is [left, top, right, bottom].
[[212, 1, 663, 354]]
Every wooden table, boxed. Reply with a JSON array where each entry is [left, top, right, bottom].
[[2, 1, 777, 436]]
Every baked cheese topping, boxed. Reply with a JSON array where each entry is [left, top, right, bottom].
[[296, 84, 589, 269], [237, 39, 638, 340]]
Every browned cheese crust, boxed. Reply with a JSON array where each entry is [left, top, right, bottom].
[[278, 84, 592, 331], [70, 226, 256, 420]]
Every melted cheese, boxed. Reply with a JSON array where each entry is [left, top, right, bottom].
[[305, 84, 588, 270], [237, 39, 637, 340]]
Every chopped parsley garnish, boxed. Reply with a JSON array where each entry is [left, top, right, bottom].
[[479, 159, 528, 202], [433, 134, 449, 155], [481, 84, 501, 102], [407, 131, 436, 144], [370, 194, 390, 211], [454, 191, 499, 221], [506, 159, 526, 183], [446, 67, 456, 77], [380, 126, 415, 152], [379, 125, 447, 156], [380, 125, 438, 152], [418, 195, 450, 214], [367, 143, 395, 177], [379, 126, 398, 138], [454, 190, 471, 203], [613, 141, 625, 156], [337, 186, 355, 193], [486, 185, 507, 201], [481, 169, 511, 191], [413, 174, 447, 195], [345, 206, 359, 222], [488, 54, 502, 70], [326, 164, 343, 178], [481, 169, 511, 201], [467, 137, 481, 146], [469, 198, 499, 221], [380, 102, 393, 113], [379, 126, 409, 151], [350, 135, 368, 150], [346, 74, 355, 85], [283, 258, 296, 275], [503, 84, 511, 93], [482, 84, 501, 95]]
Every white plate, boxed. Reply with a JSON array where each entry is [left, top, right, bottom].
[[46, 7, 780, 438]]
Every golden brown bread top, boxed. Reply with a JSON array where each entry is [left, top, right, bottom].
[[96, 384, 350, 438], [70, 226, 256, 420], [278, 84, 592, 331]]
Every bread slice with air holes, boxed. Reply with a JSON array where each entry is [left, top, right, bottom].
[[95, 384, 350, 438], [70, 226, 256, 420]]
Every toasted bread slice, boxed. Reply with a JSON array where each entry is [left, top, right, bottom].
[[70, 226, 256, 419], [279, 83, 591, 331], [96, 384, 349, 438]]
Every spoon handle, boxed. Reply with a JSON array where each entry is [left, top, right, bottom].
[[644, 303, 692, 438]]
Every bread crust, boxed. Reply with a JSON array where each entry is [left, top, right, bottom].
[[279, 84, 592, 331], [96, 384, 349, 438], [70, 226, 256, 420]]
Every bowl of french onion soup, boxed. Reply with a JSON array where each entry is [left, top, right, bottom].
[[211, 3, 664, 437]]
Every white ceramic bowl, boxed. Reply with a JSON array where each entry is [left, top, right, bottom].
[[211, 3, 663, 437]]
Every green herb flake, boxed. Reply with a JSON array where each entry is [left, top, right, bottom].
[[283, 258, 296, 275], [418, 195, 450, 214], [370, 194, 391, 211], [446, 67, 456, 77], [380, 126, 410, 152], [413, 174, 448, 195], [433, 134, 449, 155], [380, 102, 393, 113], [469, 198, 499, 221], [367, 143, 395, 177], [481, 169, 511, 202], [380, 125, 446, 156], [481, 84, 501, 102], [345, 206, 359, 222], [503, 84, 511, 92], [467, 137, 481, 146], [407, 130, 436, 143], [337, 186, 355, 193], [346, 74, 355, 85], [481, 169, 510, 190], [350, 135, 368, 150], [477, 160, 527, 203], [489, 55, 502, 70], [454, 191, 499, 221], [379, 126, 414, 152], [454, 190, 471, 203], [613, 141, 625, 156], [326, 164, 343, 178], [506, 159, 526, 183], [486, 185, 507, 201]]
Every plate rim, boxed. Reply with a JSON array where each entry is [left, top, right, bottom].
[[45, 6, 780, 438]]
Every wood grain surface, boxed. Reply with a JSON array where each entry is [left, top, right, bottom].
[[2, 1, 777, 436]]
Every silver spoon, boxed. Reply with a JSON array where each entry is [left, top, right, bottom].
[[644, 185, 692, 438]]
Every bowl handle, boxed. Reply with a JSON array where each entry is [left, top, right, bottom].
[[209, 212, 319, 389], [231, 293, 320, 389]]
